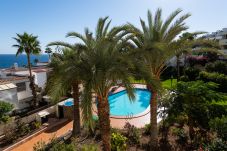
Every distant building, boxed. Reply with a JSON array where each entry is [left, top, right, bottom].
[[0, 66, 49, 111], [203, 28, 227, 55]]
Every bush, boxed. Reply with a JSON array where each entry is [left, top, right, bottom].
[[161, 66, 177, 80], [209, 116, 227, 141], [199, 71, 227, 92], [184, 67, 200, 81], [203, 138, 227, 151], [50, 143, 76, 151], [33, 140, 46, 151], [81, 144, 99, 151], [208, 104, 227, 119], [111, 132, 127, 151], [187, 56, 208, 66], [205, 61, 227, 75], [172, 127, 188, 145], [144, 123, 151, 135], [3, 127, 17, 144], [179, 75, 189, 82], [31, 120, 42, 129], [124, 122, 140, 145], [0, 101, 13, 123]]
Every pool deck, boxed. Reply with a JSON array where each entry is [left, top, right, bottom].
[[92, 84, 162, 128]]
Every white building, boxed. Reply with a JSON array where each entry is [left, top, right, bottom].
[[204, 28, 227, 55], [0, 77, 32, 110], [0, 67, 49, 111]]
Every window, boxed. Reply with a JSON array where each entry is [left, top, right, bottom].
[[16, 82, 26, 92], [223, 34, 227, 39], [223, 45, 227, 49]]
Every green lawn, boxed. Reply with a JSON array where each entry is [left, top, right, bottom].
[[162, 79, 177, 89], [129, 77, 145, 84], [129, 77, 177, 90]]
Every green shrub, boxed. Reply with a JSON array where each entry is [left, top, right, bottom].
[[203, 138, 227, 151], [124, 122, 140, 145], [175, 115, 188, 127], [31, 120, 42, 129], [172, 127, 188, 145], [209, 116, 227, 141], [33, 140, 46, 151], [179, 75, 189, 82], [17, 122, 30, 136], [50, 143, 76, 151], [208, 104, 227, 119], [144, 123, 151, 135], [81, 144, 99, 151], [205, 61, 227, 75], [0, 101, 13, 123], [184, 67, 200, 81], [111, 132, 127, 151], [199, 71, 227, 92]]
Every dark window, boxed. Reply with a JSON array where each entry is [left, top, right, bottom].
[[16, 82, 26, 92], [223, 45, 227, 49], [223, 35, 227, 39]]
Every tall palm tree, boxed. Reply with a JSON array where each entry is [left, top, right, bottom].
[[125, 8, 191, 149], [12, 32, 41, 107], [47, 44, 83, 137], [69, 17, 135, 151]]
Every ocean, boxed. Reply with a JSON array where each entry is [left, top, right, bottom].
[[0, 54, 49, 69]]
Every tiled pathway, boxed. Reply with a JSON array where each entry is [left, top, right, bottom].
[[10, 121, 73, 151]]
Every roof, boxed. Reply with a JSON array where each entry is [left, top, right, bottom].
[[32, 69, 46, 73], [38, 111, 50, 117], [0, 83, 17, 91], [0, 76, 28, 84]]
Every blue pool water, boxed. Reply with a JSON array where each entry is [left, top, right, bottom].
[[63, 89, 151, 116], [108, 89, 151, 116], [64, 98, 74, 106]]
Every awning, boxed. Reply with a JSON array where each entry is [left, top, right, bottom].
[[0, 83, 17, 91], [38, 111, 50, 117]]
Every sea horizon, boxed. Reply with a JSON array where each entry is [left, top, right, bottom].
[[0, 54, 49, 69]]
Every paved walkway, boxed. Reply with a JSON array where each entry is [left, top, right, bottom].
[[11, 121, 73, 151]]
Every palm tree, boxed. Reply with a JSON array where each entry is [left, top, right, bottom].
[[47, 45, 83, 137], [66, 17, 135, 151], [12, 32, 41, 107], [125, 8, 191, 149], [49, 49, 81, 137]]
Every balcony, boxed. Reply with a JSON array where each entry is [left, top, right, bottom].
[[219, 39, 227, 46]]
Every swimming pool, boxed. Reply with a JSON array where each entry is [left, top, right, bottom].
[[108, 89, 151, 116], [64, 98, 74, 106], [63, 89, 151, 116]]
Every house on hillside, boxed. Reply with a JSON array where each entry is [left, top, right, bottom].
[[0, 66, 50, 112]]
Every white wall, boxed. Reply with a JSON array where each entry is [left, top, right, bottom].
[[0, 88, 19, 109], [33, 72, 47, 89]]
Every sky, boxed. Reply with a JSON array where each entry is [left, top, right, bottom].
[[0, 0, 227, 54]]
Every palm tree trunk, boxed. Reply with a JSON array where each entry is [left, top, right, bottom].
[[72, 81, 81, 137], [97, 95, 111, 151], [147, 84, 158, 151], [27, 53, 37, 107]]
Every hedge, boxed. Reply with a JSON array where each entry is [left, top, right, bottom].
[[199, 71, 227, 93]]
